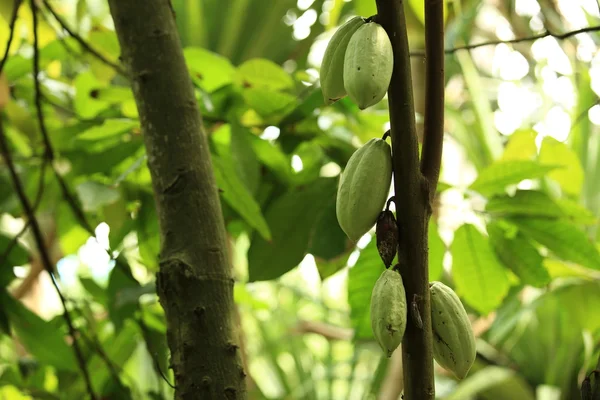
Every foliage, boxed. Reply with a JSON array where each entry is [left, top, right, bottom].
[[0, 0, 600, 399]]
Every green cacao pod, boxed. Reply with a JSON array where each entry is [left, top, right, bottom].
[[370, 269, 407, 357], [429, 281, 476, 380], [320, 16, 366, 105], [376, 209, 398, 268], [343, 22, 394, 110], [336, 138, 393, 242]]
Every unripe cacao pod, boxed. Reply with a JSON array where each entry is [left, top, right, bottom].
[[320, 16, 366, 105], [370, 269, 407, 357], [336, 138, 393, 242], [429, 281, 476, 380], [343, 22, 394, 110], [376, 209, 398, 267]]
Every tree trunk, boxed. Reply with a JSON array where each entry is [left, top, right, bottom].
[[106, 2, 247, 399]]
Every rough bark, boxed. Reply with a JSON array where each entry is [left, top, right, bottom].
[[106, 2, 246, 399], [374, 0, 443, 398]]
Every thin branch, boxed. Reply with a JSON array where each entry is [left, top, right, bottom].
[[136, 314, 176, 389], [0, 118, 96, 399], [41, 0, 127, 77], [409, 25, 600, 57], [0, 0, 22, 73], [420, 0, 445, 202], [0, 158, 47, 269]]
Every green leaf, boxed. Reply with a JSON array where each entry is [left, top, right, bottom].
[[470, 160, 559, 196], [451, 224, 510, 314], [488, 223, 550, 288], [75, 181, 120, 212], [56, 203, 90, 255], [242, 87, 297, 117], [501, 129, 538, 161], [348, 239, 383, 340], [486, 190, 598, 224], [0, 234, 28, 286], [106, 266, 140, 330], [486, 190, 564, 218], [73, 71, 111, 119], [136, 193, 160, 270], [539, 137, 584, 196], [230, 123, 261, 195], [183, 47, 236, 92], [446, 366, 535, 400], [0, 289, 78, 371], [506, 217, 600, 270], [236, 58, 294, 91], [80, 277, 108, 306], [71, 321, 139, 398], [76, 119, 138, 142], [247, 178, 337, 282], [309, 199, 349, 261], [250, 136, 291, 183], [212, 155, 271, 241], [429, 221, 445, 281]]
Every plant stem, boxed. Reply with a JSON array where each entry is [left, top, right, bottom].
[[374, 0, 436, 398], [421, 0, 445, 194], [106, 1, 247, 398]]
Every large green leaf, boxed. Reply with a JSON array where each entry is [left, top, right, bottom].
[[506, 217, 600, 271], [539, 137, 584, 196], [488, 223, 550, 288], [470, 160, 559, 196], [347, 239, 383, 340], [235, 58, 294, 90], [451, 224, 510, 314], [501, 129, 538, 161], [212, 155, 271, 241], [75, 181, 121, 212], [309, 198, 349, 261], [446, 366, 535, 400], [0, 289, 78, 372], [135, 193, 160, 270], [247, 178, 337, 281], [183, 47, 236, 92], [75, 119, 138, 142], [486, 190, 597, 224]]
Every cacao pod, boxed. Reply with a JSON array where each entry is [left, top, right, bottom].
[[343, 22, 394, 110], [370, 269, 407, 357], [320, 16, 366, 105], [429, 281, 476, 380], [376, 209, 398, 267], [336, 138, 393, 242]]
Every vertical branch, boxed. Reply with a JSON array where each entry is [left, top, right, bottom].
[[420, 0, 445, 193], [374, 0, 435, 398], [106, 1, 247, 398]]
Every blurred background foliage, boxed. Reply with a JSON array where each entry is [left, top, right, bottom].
[[1, 0, 600, 399]]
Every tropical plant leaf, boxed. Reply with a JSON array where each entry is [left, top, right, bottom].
[[451, 224, 510, 314]]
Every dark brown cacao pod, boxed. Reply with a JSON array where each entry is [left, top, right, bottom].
[[376, 210, 398, 267]]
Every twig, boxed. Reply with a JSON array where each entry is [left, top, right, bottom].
[[136, 314, 176, 389], [0, 0, 22, 73], [410, 25, 600, 57], [374, 0, 435, 398], [0, 117, 96, 399], [41, 0, 127, 77], [0, 157, 48, 268]]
